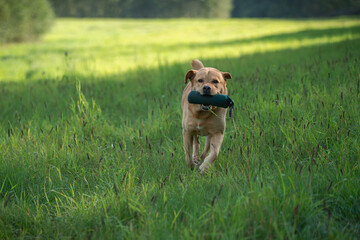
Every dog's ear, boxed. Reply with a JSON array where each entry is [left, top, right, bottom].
[[185, 70, 197, 84], [222, 72, 232, 80], [191, 59, 204, 70]]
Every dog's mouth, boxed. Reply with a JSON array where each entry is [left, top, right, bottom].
[[201, 104, 212, 111]]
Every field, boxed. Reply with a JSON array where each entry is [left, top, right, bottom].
[[1, 17, 360, 239]]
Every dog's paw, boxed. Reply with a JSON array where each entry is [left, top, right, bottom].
[[199, 162, 210, 174], [186, 161, 195, 170], [193, 156, 201, 166]]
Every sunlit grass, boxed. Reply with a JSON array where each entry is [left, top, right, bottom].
[[1, 17, 360, 81]]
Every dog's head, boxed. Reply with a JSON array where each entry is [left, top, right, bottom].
[[185, 67, 232, 96]]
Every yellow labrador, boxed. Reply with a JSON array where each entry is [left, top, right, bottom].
[[181, 59, 232, 173]]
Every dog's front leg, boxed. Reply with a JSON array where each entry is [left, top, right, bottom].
[[200, 135, 211, 161], [199, 133, 224, 173], [193, 136, 201, 165], [183, 130, 195, 169]]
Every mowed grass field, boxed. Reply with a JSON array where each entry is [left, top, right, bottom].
[[1, 17, 360, 239]]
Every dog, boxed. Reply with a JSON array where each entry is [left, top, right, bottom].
[[181, 59, 232, 173]]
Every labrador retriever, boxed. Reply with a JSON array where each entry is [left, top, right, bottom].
[[181, 59, 232, 173]]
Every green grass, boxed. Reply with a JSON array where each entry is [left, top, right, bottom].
[[0, 17, 360, 239]]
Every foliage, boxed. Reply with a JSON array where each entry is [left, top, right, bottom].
[[47, 0, 360, 18], [0, 18, 360, 239], [48, 0, 233, 18], [232, 0, 360, 18], [0, 0, 54, 43]]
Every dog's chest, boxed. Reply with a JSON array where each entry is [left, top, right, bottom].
[[184, 109, 226, 136], [191, 119, 214, 136], [195, 124, 208, 136]]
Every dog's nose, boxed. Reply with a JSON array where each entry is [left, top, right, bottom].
[[203, 85, 211, 95]]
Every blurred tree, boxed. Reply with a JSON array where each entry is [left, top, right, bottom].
[[0, 0, 54, 43], [232, 0, 360, 18], [47, 0, 233, 18], [43, 0, 360, 18]]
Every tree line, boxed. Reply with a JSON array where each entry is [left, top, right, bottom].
[[232, 0, 360, 18], [1, 0, 359, 43], [48, 0, 360, 18], [48, 0, 233, 18]]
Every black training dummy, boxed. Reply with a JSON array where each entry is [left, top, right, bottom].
[[188, 91, 234, 116]]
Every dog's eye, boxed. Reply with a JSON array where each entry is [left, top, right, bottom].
[[198, 79, 203, 83], [212, 80, 219, 84]]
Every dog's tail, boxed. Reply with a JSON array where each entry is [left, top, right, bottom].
[[191, 59, 204, 70]]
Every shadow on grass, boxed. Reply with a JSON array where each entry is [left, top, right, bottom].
[[0, 37, 359, 130]]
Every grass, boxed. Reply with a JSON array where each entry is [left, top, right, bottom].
[[0, 17, 360, 239]]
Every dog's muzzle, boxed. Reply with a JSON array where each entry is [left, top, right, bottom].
[[201, 86, 212, 111], [202, 85, 211, 95]]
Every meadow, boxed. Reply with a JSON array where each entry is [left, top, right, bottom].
[[0, 17, 360, 239]]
